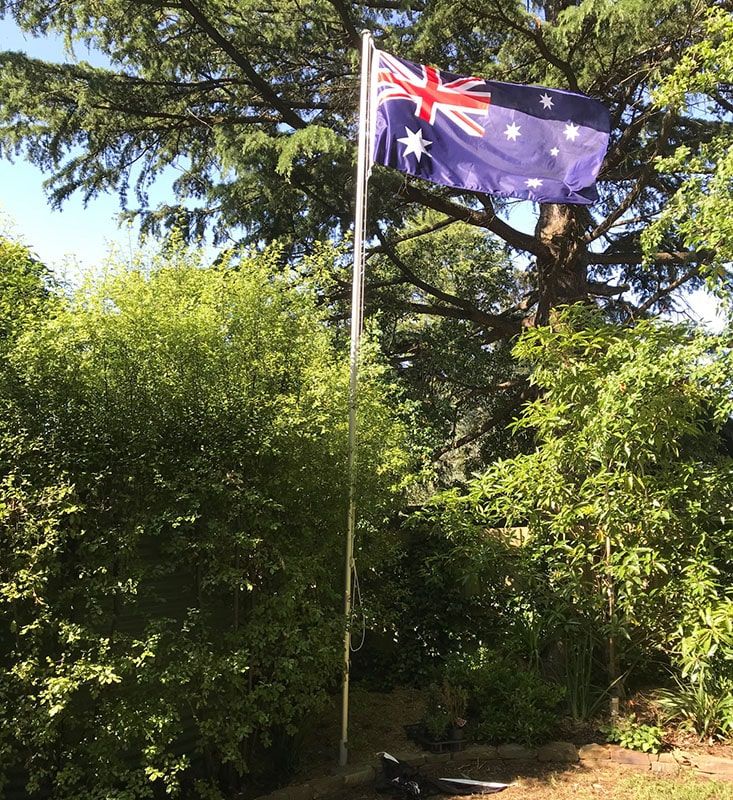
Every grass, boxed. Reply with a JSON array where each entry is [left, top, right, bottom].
[[619, 772, 733, 800]]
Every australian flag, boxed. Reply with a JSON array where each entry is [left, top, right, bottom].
[[371, 51, 610, 205]]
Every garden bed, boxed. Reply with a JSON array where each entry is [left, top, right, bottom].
[[282, 687, 733, 800]]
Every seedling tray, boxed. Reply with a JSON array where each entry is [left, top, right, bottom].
[[403, 723, 467, 753]]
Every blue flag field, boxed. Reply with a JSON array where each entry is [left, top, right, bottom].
[[371, 51, 610, 205]]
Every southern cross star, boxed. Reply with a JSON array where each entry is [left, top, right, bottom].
[[550, 147, 560, 157], [397, 126, 432, 162], [526, 178, 543, 189], [564, 122, 580, 141], [504, 122, 521, 141], [539, 93, 554, 110]]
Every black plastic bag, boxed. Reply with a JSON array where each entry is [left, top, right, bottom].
[[376, 752, 509, 797]]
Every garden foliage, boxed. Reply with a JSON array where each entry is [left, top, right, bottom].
[[644, 7, 733, 277], [447, 649, 565, 746], [421, 308, 733, 728], [603, 716, 664, 754], [0, 239, 411, 799]]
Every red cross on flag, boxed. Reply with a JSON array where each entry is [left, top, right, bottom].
[[376, 51, 492, 137]]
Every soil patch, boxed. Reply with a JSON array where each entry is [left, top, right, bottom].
[[297, 687, 426, 780]]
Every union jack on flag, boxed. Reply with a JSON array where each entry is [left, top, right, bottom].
[[371, 50, 610, 205], [376, 51, 491, 137]]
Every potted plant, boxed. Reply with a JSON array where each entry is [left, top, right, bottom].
[[444, 681, 468, 743], [418, 680, 468, 751]]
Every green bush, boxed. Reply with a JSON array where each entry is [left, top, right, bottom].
[[658, 600, 733, 741], [354, 515, 523, 687], [448, 649, 565, 746], [426, 308, 733, 718], [0, 241, 412, 799], [0, 236, 54, 345]]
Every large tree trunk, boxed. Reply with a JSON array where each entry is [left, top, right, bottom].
[[533, 203, 587, 325]]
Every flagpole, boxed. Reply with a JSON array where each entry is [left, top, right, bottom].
[[339, 28, 373, 769]]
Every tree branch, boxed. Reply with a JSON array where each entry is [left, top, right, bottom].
[[401, 184, 546, 257], [583, 250, 709, 267], [377, 231, 521, 334], [404, 302, 520, 335], [177, 0, 306, 129], [356, 0, 425, 8], [713, 90, 733, 116], [588, 111, 675, 243], [625, 266, 700, 320], [469, 0, 579, 91], [530, 25, 580, 93], [326, 0, 361, 47], [587, 280, 630, 297], [432, 402, 519, 461], [367, 217, 457, 254], [91, 103, 275, 126]]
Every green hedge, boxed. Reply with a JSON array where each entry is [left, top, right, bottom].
[[0, 240, 411, 799]]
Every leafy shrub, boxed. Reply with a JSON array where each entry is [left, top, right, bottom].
[[448, 649, 565, 745], [426, 308, 733, 717], [604, 715, 665, 753], [0, 242, 412, 799], [0, 236, 54, 345], [657, 677, 733, 742], [657, 595, 733, 741], [355, 515, 524, 687]]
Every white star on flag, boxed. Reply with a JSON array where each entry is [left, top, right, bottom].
[[504, 122, 521, 141], [564, 122, 580, 141], [539, 93, 554, 110], [550, 147, 560, 157], [397, 126, 432, 162], [526, 178, 543, 188]]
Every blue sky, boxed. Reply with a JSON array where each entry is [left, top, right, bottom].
[[0, 16, 725, 328], [0, 18, 138, 277]]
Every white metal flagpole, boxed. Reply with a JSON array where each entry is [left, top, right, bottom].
[[339, 28, 374, 768]]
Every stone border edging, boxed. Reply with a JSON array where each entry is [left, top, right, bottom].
[[254, 741, 733, 799]]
